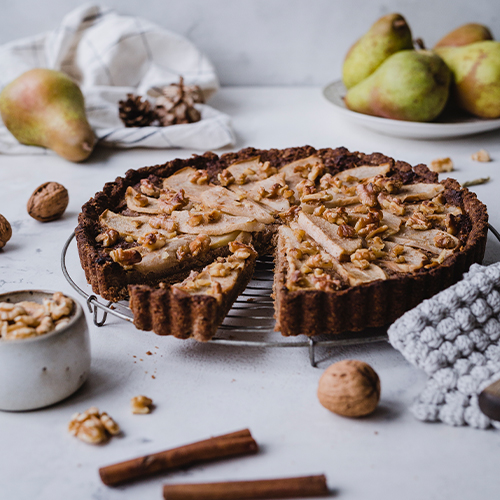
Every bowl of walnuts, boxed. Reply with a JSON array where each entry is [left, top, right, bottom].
[[0, 290, 90, 411]]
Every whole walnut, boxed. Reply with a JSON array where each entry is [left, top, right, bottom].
[[27, 182, 69, 222], [317, 359, 380, 417], [0, 214, 12, 248]]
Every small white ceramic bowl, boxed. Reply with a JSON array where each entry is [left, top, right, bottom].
[[0, 290, 90, 411]]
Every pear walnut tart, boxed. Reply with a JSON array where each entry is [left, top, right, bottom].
[[76, 146, 488, 340]]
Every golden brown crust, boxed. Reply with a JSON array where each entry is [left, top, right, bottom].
[[76, 146, 488, 338]]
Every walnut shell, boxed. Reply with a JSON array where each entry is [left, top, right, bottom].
[[27, 182, 69, 222], [0, 214, 12, 248], [317, 359, 380, 417]]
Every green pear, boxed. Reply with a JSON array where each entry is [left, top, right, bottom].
[[342, 13, 413, 90], [435, 41, 500, 119], [435, 23, 493, 48], [0, 69, 95, 162], [344, 50, 451, 122]]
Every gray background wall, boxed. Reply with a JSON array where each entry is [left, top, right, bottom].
[[1, 0, 498, 85]]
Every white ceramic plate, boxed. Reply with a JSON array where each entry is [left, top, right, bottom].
[[323, 80, 500, 140]]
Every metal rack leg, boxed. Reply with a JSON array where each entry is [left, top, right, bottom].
[[309, 338, 317, 368], [86, 295, 109, 327]]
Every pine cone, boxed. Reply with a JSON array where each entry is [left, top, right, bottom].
[[155, 77, 202, 126], [118, 94, 157, 127]]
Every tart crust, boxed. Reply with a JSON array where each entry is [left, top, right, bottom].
[[76, 146, 488, 338]]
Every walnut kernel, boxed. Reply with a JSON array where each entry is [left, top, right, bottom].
[[471, 149, 491, 162], [131, 395, 153, 414], [27, 182, 69, 222], [429, 157, 454, 173]]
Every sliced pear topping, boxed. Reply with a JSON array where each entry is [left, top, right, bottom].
[[297, 212, 363, 261], [125, 187, 166, 214], [100, 209, 153, 239], [334, 163, 391, 182], [163, 167, 206, 201], [279, 155, 324, 197], [380, 241, 428, 273], [395, 183, 445, 202], [340, 262, 387, 286], [226, 157, 271, 184], [200, 186, 275, 223], [169, 210, 265, 235], [389, 227, 459, 255], [229, 172, 291, 213]]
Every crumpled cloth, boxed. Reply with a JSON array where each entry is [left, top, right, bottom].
[[0, 4, 235, 153], [388, 262, 500, 429]]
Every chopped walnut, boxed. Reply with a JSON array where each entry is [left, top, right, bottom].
[[293, 228, 306, 242], [319, 173, 335, 190], [209, 262, 232, 277], [176, 244, 191, 262], [228, 241, 255, 260], [313, 205, 326, 217], [299, 240, 319, 256], [204, 209, 222, 223], [149, 214, 178, 232], [68, 407, 120, 444], [471, 149, 491, 162], [218, 169, 235, 187], [301, 191, 333, 203], [419, 200, 444, 215], [289, 248, 303, 260], [95, 229, 119, 247], [159, 189, 189, 214], [308, 164, 324, 182], [296, 179, 316, 197], [134, 192, 149, 207], [389, 244, 406, 263], [110, 247, 142, 268], [305, 254, 333, 269], [189, 235, 211, 257], [429, 157, 454, 173], [354, 210, 382, 236], [338, 224, 357, 238], [377, 192, 405, 215], [131, 395, 153, 414], [187, 213, 204, 227], [140, 179, 160, 197], [312, 273, 341, 291], [189, 169, 210, 185], [406, 211, 432, 230], [43, 292, 73, 321], [324, 207, 349, 225], [278, 205, 301, 222], [434, 233, 457, 249], [356, 183, 380, 208], [138, 232, 166, 251], [369, 236, 385, 252], [260, 161, 278, 177], [372, 175, 402, 194]]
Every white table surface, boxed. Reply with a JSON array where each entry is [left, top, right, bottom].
[[1, 86, 500, 500]]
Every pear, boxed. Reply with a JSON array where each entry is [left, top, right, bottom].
[[435, 23, 493, 48], [342, 13, 413, 90], [435, 41, 500, 119], [344, 50, 451, 122], [0, 69, 95, 162]]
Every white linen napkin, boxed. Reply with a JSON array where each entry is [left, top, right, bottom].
[[0, 4, 235, 154], [388, 262, 500, 430]]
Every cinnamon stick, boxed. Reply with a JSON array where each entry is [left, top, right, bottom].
[[99, 429, 258, 486], [162, 474, 329, 500]]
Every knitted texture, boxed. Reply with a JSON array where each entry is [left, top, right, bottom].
[[388, 262, 500, 429]]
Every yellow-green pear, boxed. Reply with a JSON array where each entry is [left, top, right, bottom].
[[0, 69, 95, 162], [435, 23, 493, 48], [342, 13, 413, 90], [345, 50, 451, 122], [435, 41, 500, 119]]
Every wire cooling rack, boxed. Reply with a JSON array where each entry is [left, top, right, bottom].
[[61, 225, 500, 367]]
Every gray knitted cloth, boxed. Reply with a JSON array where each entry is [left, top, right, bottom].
[[388, 262, 500, 429]]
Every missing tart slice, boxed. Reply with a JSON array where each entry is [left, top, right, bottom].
[[76, 146, 488, 339]]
